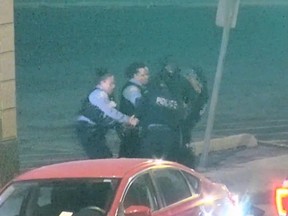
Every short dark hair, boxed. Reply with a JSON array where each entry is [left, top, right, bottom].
[[95, 68, 113, 84], [125, 62, 147, 78]]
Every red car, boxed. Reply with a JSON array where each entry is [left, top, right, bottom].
[[0, 158, 244, 216]]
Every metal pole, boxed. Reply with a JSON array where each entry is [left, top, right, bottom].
[[199, 25, 231, 168]]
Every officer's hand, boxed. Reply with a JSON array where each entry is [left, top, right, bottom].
[[128, 115, 139, 127]]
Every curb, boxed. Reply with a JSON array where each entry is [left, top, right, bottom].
[[258, 140, 288, 149], [189, 133, 258, 156]]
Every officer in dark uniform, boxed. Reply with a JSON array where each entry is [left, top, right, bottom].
[[158, 57, 208, 145], [138, 58, 207, 168], [76, 68, 139, 159], [118, 62, 149, 158], [138, 66, 189, 162]]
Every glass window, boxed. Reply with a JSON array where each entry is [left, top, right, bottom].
[[0, 182, 34, 216], [123, 173, 158, 211], [182, 171, 200, 194], [152, 168, 192, 206], [0, 179, 119, 216]]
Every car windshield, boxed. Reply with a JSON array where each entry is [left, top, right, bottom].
[[0, 178, 119, 216]]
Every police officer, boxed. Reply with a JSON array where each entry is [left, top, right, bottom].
[[138, 69, 187, 161], [118, 62, 150, 158], [76, 68, 139, 159], [138, 58, 204, 168], [158, 58, 197, 143], [158, 57, 208, 145]]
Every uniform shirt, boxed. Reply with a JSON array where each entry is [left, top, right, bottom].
[[122, 79, 143, 106], [78, 88, 130, 124]]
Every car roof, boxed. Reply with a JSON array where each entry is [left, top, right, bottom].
[[14, 158, 186, 181]]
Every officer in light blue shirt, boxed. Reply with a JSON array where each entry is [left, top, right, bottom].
[[76, 68, 139, 159]]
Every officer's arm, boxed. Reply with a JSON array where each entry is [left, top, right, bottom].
[[89, 90, 130, 124]]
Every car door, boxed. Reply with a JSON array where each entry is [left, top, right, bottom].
[[122, 172, 159, 213], [151, 168, 202, 216]]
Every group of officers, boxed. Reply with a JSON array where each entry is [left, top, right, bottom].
[[76, 57, 208, 168]]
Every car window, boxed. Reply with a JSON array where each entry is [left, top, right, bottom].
[[0, 179, 119, 216], [123, 173, 158, 211], [152, 168, 192, 206], [0, 182, 33, 216], [182, 171, 200, 194], [37, 180, 116, 215]]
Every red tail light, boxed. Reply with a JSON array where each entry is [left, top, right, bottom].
[[276, 180, 288, 216]]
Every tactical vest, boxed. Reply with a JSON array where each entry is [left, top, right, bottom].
[[119, 81, 147, 117], [142, 79, 186, 129], [79, 88, 117, 128]]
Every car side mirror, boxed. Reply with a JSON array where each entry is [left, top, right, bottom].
[[124, 205, 152, 216]]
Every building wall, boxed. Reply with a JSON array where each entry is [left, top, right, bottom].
[[0, 0, 19, 187]]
